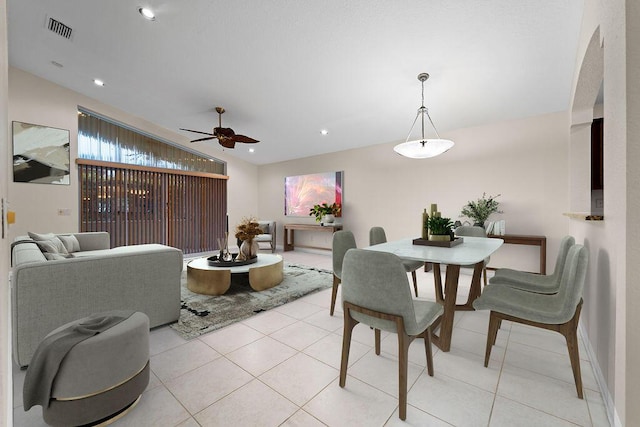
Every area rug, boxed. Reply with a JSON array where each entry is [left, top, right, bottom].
[[170, 263, 333, 339]]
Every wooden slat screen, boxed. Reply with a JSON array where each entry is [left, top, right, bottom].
[[78, 160, 227, 254]]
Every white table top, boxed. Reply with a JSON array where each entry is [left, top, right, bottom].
[[364, 236, 503, 266], [188, 253, 283, 273]]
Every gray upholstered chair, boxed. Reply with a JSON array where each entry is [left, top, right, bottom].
[[489, 235, 575, 294], [339, 249, 443, 421], [369, 226, 422, 297], [254, 220, 276, 253], [473, 244, 588, 398], [331, 230, 357, 316]]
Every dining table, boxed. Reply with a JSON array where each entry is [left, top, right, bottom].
[[364, 236, 503, 351]]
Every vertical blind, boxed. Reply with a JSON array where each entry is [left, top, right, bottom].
[[78, 160, 227, 254], [77, 110, 228, 254]]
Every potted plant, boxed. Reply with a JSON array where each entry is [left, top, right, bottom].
[[427, 216, 454, 241], [309, 203, 341, 224], [460, 193, 502, 227]]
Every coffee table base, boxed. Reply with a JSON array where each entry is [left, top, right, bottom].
[[187, 255, 284, 295]]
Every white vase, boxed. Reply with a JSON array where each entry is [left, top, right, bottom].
[[321, 214, 335, 224], [239, 239, 259, 259]]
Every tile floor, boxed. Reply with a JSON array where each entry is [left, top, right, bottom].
[[13, 250, 611, 426]]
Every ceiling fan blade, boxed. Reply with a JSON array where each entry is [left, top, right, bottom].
[[190, 136, 217, 143], [214, 127, 235, 138], [180, 128, 215, 136], [233, 134, 260, 143], [219, 139, 236, 149]]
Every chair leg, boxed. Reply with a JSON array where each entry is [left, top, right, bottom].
[[483, 267, 488, 286], [375, 328, 381, 355], [423, 328, 434, 377], [330, 275, 340, 316], [411, 270, 419, 297], [484, 312, 500, 367], [562, 302, 584, 399], [340, 308, 358, 388], [398, 330, 410, 421]]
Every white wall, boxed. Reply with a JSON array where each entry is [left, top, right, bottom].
[[7, 67, 259, 242], [568, 0, 640, 425], [258, 111, 570, 274], [1, 1, 11, 425]]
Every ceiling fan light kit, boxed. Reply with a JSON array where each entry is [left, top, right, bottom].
[[394, 73, 454, 159], [180, 107, 259, 149]]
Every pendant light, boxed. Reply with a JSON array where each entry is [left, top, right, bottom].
[[394, 73, 454, 159]]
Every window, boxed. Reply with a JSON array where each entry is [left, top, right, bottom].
[[77, 110, 227, 253]]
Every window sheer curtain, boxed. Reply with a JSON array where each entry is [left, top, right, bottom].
[[77, 111, 227, 254]]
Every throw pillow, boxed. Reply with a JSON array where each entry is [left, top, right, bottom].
[[28, 232, 68, 255], [58, 234, 81, 253], [258, 223, 270, 234], [44, 253, 74, 261]]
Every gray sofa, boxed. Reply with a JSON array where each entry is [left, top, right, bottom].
[[11, 232, 183, 367]]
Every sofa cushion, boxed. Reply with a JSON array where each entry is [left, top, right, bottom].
[[258, 223, 270, 234], [58, 234, 81, 253], [28, 232, 68, 255]]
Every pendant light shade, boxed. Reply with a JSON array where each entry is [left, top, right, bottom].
[[394, 73, 454, 159]]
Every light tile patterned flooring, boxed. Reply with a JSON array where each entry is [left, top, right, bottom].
[[13, 250, 611, 426]]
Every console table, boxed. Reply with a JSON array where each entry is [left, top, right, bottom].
[[283, 223, 343, 251], [487, 233, 547, 274]]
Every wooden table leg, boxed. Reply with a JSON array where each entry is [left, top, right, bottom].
[[433, 263, 444, 303], [284, 229, 294, 251], [459, 261, 484, 310], [431, 264, 460, 352]]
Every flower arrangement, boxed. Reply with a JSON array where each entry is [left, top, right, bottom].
[[309, 203, 341, 222], [460, 193, 502, 226], [234, 216, 262, 241]]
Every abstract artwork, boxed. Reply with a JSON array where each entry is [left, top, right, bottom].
[[284, 171, 343, 216], [12, 121, 70, 185]]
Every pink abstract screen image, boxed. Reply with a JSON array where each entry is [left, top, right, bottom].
[[285, 171, 343, 217]]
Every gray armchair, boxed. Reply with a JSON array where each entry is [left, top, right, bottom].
[[254, 220, 276, 253], [489, 235, 575, 294], [339, 249, 443, 420], [331, 230, 357, 316], [369, 226, 422, 297], [473, 244, 588, 398]]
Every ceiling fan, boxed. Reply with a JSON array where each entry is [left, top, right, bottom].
[[180, 107, 259, 149]]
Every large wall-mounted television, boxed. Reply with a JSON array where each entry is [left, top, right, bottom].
[[284, 171, 343, 217]]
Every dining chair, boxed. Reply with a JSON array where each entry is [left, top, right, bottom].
[[489, 235, 575, 294], [473, 244, 589, 398], [339, 248, 443, 420], [331, 230, 357, 316], [369, 226, 422, 297]]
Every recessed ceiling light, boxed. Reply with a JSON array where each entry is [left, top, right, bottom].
[[138, 7, 156, 21], [93, 79, 105, 87], [320, 129, 329, 135], [248, 148, 255, 153]]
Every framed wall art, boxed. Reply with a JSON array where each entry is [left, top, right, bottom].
[[284, 171, 343, 217], [12, 121, 70, 185]]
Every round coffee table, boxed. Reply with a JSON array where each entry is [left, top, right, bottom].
[[187, 254, 284, 295]]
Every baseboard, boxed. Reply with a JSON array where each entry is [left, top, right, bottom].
[[578, 322, 622, 427]]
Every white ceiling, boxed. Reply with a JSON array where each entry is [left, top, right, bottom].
[[7, 1, 584, 165]]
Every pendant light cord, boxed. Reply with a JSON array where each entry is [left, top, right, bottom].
[[405, 77, 442, 142]]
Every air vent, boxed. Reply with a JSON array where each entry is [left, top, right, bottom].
[[47, 17, 73, 40]]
